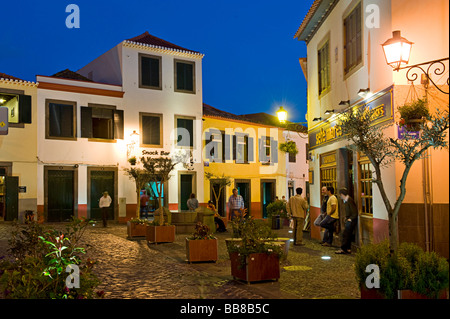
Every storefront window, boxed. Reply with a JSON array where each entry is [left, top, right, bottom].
[[320, 152, 337, 192], [359, 161, 373, 215]]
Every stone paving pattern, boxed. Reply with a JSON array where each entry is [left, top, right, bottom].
[[0, 222, 360, 299]]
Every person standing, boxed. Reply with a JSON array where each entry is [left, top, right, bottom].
[[140, 190, 150, 219], [99, 191, 112, 227], [336, 188, 358, 254], [286, 187, 309, 246], [228, 188, 245, 220], [187, 193, 199, 212], [320, 186, 339, 246], [314, 186, 329, 227]]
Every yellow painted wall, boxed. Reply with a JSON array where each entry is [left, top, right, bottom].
[[203, 116, 287, 219]]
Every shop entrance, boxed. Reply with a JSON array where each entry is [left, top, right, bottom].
[[179, 173, 196, 211]]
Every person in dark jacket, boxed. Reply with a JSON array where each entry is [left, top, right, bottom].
[[336, 188, 358, 254]]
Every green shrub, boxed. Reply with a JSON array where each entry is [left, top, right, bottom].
[[266, 200, 288, 219], [0, 218, 102, 299], [354, 241, 449, 299]]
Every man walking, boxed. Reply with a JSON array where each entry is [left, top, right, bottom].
[[336, 188, 358, 254], [228, 188, 245, 220], [99, 191, 112, 227], [287, 187, 309, 246], [320, 186, 339, 246], [314, 186, 329, 227]]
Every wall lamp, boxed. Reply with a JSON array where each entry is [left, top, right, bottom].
[[313, 117, 322, 122], [324, 109, 334, 115], [358, 88, 371, 99], [339, 100, 350, 106]]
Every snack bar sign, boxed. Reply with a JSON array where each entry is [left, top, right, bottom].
[[0, 107, 8, 135]]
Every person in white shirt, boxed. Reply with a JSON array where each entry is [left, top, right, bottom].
[[99, 191, 112, 227]]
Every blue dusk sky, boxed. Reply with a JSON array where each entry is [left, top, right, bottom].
[[0, 0, 314, 123]]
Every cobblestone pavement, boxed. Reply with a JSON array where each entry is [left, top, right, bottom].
[[0, 222, 360, 299]]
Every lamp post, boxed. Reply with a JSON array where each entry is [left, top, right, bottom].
[[382, 30, 449, 94]]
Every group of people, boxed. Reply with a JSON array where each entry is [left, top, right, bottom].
[[131, 184, 358, 254], [314, 186, 358, 254], [286, 185, 357, 254]]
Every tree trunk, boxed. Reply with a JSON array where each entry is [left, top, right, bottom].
[[136, 189, 140, 219]]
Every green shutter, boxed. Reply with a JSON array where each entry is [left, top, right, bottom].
[[80, 107, 92, 138], [114, 109, 124, 139], [18, 94, 32, 124]]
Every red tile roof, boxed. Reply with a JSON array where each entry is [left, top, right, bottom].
[[52, 69, 93, 82], [126, 31, 200, 54], [294, 0, 322, 39], [0, 72, 24, 81]]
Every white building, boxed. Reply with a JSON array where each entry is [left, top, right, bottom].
[[35, 31, 205, 223]]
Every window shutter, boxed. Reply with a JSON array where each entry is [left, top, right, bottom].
[[232, 135, 237, 161], [80, 106, 92, 138], [114, 109, 124, 139], [18, 94, 32, 124], [270, 138, 278, 164], [258, 138, 265, 162], [223, 134, 231, 161], [205, 130, 213, 161], [248, 137, 254, 162]]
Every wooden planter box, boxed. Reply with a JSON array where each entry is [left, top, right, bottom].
[[186, 238, 218, 263], [360, 285, 386, 299], [398, 289, 449, 299], [127, 221, 148, 238], [230, 252, 280, 283], [146, 225, 176, 244]]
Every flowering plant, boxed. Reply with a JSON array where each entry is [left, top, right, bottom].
[[189, 222, 215, 240]]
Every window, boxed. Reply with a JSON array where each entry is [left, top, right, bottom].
[[81, 104, 124, 140], [140, 113, 163, 147], [259, 136, 271, 164], [289, 151, 296, 163], [206, 130, 225, 162], [0, 92, 32, 125], [234, 134, 249, 164], [359, 161, 373, 215], [175, 116, 194, 148], [139, 54, 162, 89], [46, 100, 76, 140], [318, 41, 330, 95], [344, 2, 362, 74], [174, 60, 195, 93]]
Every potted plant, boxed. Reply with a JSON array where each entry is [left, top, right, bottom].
[[279, 140, 298, 156], [146, 217, 176, 244], [355, 241, 449, 299], [127, 218, 149, 238], [186, 222, 218, 263], [227, 217, 283, 283], [398, 98, 429, 131], [128, 156, 137, 166], [266, 200, 288, 229]]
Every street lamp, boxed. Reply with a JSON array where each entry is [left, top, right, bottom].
[[382, 30, 449, 94], [276, 106, 288, 124], [382, 31, 413, 71]]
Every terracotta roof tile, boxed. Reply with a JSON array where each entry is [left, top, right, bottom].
[[0, 72, 24, 81], [126, 31, 200, 54], [52, 69, 93, 82]]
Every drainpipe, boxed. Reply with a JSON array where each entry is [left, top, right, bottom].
[[423, 151, 430, 252]]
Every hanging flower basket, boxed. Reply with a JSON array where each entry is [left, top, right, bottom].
[[398, 98, 429, 132], [279, 140, 298, 155]]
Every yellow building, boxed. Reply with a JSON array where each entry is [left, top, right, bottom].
[[0, 72, 37, 222], [202, 103, 288, 220]]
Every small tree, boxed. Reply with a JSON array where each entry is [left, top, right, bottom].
[[141, 156, 178, 225], [339, 105, 449, 253], [123, 166, 152, 218], [205, 172, 232, 215]]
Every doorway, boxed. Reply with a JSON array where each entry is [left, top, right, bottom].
[[261, 179, 276, 218], [46, 168, 76, 222], [235, 179, 251, 216], [0, 164, 18, 221], [179, 172, 196, 211], [88, 169, 116, 221]]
